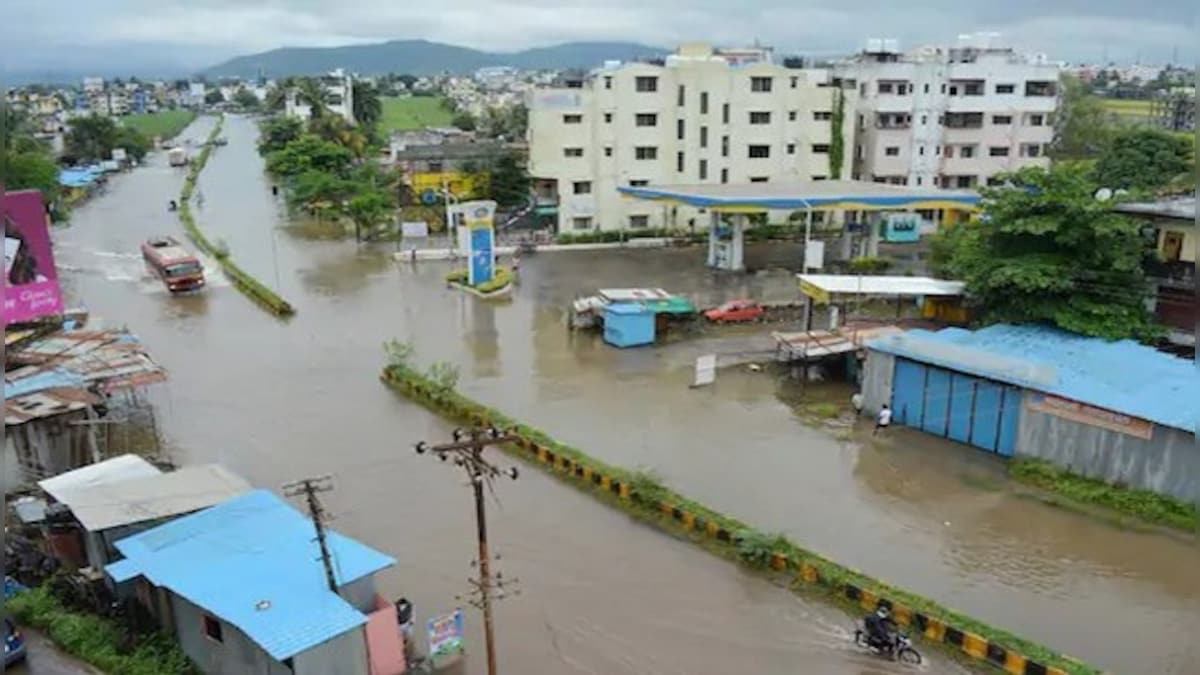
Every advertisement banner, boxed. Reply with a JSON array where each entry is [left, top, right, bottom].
[[462, 200, 497, 286], [882, 213, 921, 243], [1026, 393, 1154, 440], [3, 190, 65, 326], [426, 609, 465, 660]]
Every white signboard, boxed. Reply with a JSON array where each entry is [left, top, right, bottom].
[[401, 221, 429, 238], [692, 354, 717, 388], [111, 148, 127, 162], [804, 240, 825, 271]]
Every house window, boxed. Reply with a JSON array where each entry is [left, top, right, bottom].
[[203, 614, 224, 643], [563, 147, 583, 158], [721, 103, 729, 124], [676, 119, 684, 140], [956, 175, 976, 189], [563, 114, 582, 124], [699, 159, 708, 180], [572, 181, 591, 194], [604, 112, 612, 123], [635, 113, 658, 127], [572, 217, 593, 230], [989, 146, 1010, 157], [700, 126, 708, 148], [748, 145, 770, 158], [996, 83, 1015, 94], [1028, 113, 1045, 126], [604, 77, 612, 90], [629, 215, 649, 228], [635, 76, 658, 92], [924, 83, 930, 93], [749, 111, 771, 124], [604, 146, 613, 157], [749, 176, 769, 183], [720, 135, 729, 157], [960, 145, 975, 158], [878, 82, 894, 94], [992, 115, 1013, 125], [677, 151, 684, 172], [787, 143, 796, 155], [812, 111, 830, 121], [790, 76, 798, 89], [750, 77, 773, 92], [629, 180, 649, 187], [811, 144, 830, 154], [1021, 144, 1042, 158], [885, 146, 900, 156], [635, 146, 657, 160], [720, 168, 728, 183], [700, 91, 709, 114], [677, 84, 685, 106]]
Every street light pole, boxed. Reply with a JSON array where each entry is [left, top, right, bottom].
[[415, 426, 520, 675]]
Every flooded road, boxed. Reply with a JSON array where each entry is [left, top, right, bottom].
[[53, 114, 1200, 674]]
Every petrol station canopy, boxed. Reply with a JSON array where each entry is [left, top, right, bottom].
[[618, 180, 981, 213]]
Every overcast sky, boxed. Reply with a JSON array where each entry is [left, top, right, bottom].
[[4, 0, 1197, 74]]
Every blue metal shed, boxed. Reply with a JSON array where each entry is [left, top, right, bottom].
[[603, 303, 656, 348]]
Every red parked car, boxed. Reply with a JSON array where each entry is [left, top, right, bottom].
[[704, 300, 765, 323]]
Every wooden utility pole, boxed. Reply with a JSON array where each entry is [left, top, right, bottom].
[[415, 427, 520, 675], [282, 475, 338, 594]]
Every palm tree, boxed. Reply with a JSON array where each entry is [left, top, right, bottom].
[[296, 78, 329, 120], [351, 82, 382, 130]]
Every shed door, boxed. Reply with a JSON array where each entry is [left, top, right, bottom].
[[891, 359, 926, 426], [891, 359, 1021, 456]]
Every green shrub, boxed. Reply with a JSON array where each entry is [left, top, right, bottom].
[[446, 266, 513, 294], [847, 256, 892, 275], [734, 529, 790, 569]]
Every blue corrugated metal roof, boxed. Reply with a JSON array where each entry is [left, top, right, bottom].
[[868, 325, 1198, 433], [605, 302, 653, 316], [5, 368, 87, 399], [107, 489, 395, 661]]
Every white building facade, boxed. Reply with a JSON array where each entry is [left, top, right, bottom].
[[528, 43, 857, 233], [833, 34, 1059, 190], [285, 69, 355, 124]]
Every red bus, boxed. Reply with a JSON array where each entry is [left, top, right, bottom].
[[142, 236, 205, 293]]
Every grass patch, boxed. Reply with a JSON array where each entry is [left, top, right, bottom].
[[446, 266, 513, 294], [801, 402, 842, 419], [380, 362, 1100, 675], [123, 110, 197, 140], [1010, 458, 1199, 533], [8, 585, 196, 675], [380, 96, 455, 132]]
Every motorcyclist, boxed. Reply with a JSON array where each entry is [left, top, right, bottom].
[[863, 606, 897, 651]]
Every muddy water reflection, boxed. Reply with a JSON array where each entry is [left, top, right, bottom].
[[54, 115, 1198, 674]]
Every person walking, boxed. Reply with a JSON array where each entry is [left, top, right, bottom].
[[873, 404, 892, 436]]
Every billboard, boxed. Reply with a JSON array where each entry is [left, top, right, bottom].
[[3, 190, 65, 326], [462, 200, 497, 287], [426, 609, 465, 661], [882, 213, 922, 243]]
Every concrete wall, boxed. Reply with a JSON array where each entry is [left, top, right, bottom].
[[339, 576, 378, 614], [170, 592, 291, 675], [860, 350, 895, 416], [293, 628, 369, 675], [1016, 396, 1200, 504]]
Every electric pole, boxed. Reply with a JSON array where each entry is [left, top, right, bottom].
[[283, 475, 339, 594], [415, 426, 520, 675]]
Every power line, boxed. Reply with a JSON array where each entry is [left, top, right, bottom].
[[282, 475, 338, 594]]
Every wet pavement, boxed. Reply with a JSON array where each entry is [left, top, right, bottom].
[[48, 114, 1200, 674], [7, 628, 98, 675]]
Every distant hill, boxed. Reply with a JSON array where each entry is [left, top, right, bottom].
[[202, 39, 669, 78]]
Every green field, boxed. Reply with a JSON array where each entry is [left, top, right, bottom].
[[380, 96, 455, 132], [1100, 98, 1155, 126], [122, 110, 198, 140]]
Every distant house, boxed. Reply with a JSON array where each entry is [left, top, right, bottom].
[[39, 459, 252, 575], [107, 489, 405, 675], [1114, 196, 1196, 353]]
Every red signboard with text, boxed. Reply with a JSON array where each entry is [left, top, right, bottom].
[[3, 190, 65, 326]]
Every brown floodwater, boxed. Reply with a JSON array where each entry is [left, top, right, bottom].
[[49, 115, 1200, 675]]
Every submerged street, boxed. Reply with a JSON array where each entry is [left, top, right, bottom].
[[52, 114, 1200, 675]]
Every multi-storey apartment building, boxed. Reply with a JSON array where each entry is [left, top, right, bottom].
[[833, 34, 1059, 190], [528, 43, 856, 233], [285, 69, 355, 124]]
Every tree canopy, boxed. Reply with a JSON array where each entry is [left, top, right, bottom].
[[64, 114, 151, 163], [232, 88, 260, 111], [485, 151, 530, 208], [257, 117, 305, 154], [3, 152, 59, 199], [1092, 128, 1193, 192], [351, 81, 383, 131], [1050, 75, 1112, 160], [265, 134, 354, 177], [931, 165, 1158, 341]]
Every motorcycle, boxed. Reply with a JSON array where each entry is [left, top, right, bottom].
[[855, 627, 922, 664]]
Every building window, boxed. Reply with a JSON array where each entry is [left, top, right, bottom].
[[635, 146, 658, 160], [750, 77, 773, 92], [748, 145, 770, 158], [720, 168, 728, 183], [935, 145, 941, 155], [635, 76, 658, 92], [787, 143, 796, 155], [749, 176, 769, 183], [790, 76, 798, 89], [563, 114, 582, 124], [749, 111, 771, 124], [1021, 144, 1042, 158], [677, 119, 684, 140], [1028, 113, 1045, 126], [677, 151, 685, 172], [987, 176, 1005, 186], [1024, 81, 1057, 97], [426, 161, 444, 173], [992, 115, 1013, 125], [604, 112, 612, 123], [989, 146, 1010, 157], [700, 91, 709, 114], [635, 113, 658, 127], [629, 215, 649, 228], [940, 83, 947, 94], [920, 114, 927, 125], [996, 83, 1015, 94], [812, 111, 830, 121], [916, 176, 923, 185], [856, 144, 864, 159], [878, 82, 895, 94], [944, 146, 954, 158], [885, 146, 900, 156], [720, 135, 728, 157], [811, 144, 830, 154], [677, 84, 685, 106], [203, 615, 224, 643], [563, 147, 583, 158], [956, 175, 976, 189], [699, 159, 708, 180], [700, 126, 708, 148], [721, 103, 729, 124], [629, 180, 649, 187], [604, 146, 613, 157], [572, 217, 593, 230], [572, 181, 591, 194], [960, 145, 975, 158], [604, 76, 612, 90], [812, 175, 828, 181], [924, 83, 930, 94]]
